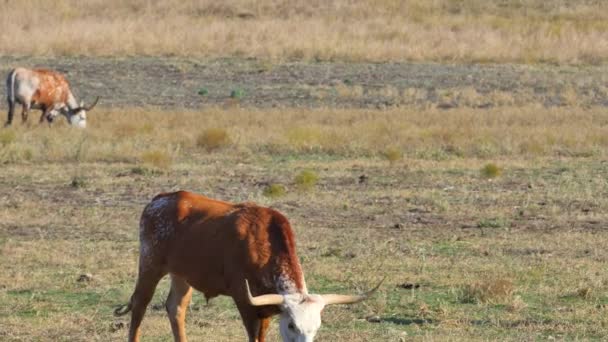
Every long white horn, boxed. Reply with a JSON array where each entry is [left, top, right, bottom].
[[245, 279, 284, 306], [321, 277, 385, 305]]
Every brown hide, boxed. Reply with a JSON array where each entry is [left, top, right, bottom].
[[31, 69, 71, 109]]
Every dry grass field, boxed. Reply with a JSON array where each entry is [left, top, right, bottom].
[[1, 0, 608, 341], [0, 103, 607, 341], [1, 0, 608, 63]]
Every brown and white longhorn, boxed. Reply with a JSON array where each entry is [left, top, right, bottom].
[[5, 68, 98, 128], [115, 191, 382, 342]]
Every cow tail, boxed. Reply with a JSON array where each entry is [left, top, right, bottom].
[[114, 301, 132, 316], [5, 69, 16, 126]]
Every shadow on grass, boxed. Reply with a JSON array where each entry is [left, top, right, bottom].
[[380, 316, 554, 328], [379, 317, 435, 325]]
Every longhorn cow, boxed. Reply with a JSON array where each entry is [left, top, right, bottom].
[[115, 190, 383, 342], [5, 68, 98, 128]]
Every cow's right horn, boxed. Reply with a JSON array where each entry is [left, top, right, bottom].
[[321, 277, 385, 305], [83, 96, 99, 111]]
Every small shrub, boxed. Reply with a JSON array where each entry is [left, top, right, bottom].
[[130, 166, 162, 176], [0, 130, 16, 146], [263, 184, 286, 198], [383, 147, 402, 165], [21, 148, 33, 161], [481, 163, 501, 178], [140, 122, 154, 134], [577, 287, 593, 300], [230, 88, 245, 99], [459, 278, 514, 304], [198, 88, 209, 96], [477, 217, 509, 229], [294, 169, 318, 191], [141, 150, 172, 170], [70, 176, 87, 188], [196, 128, 231, 151]]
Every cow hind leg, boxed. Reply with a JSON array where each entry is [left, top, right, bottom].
[[165, 274, 193, 342], [127, 267, 166, 342]]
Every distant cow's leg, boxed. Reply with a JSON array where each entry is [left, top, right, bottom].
[[165, 274, 193, 342], [39, 106, 50, 124], [39, 107, 57, 125], [20, 103, 30, 124], [5, 98, 15, 127], [128, 267, 166, 342]]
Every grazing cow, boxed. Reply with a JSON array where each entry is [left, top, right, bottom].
[[115, 191, 382, 342], [5, 68, 99, 128]]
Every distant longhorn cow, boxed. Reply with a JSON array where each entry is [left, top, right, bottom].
[[5, 68, 99, 128], [114, 191, 383, 342]]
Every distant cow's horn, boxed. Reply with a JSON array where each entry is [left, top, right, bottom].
[[245, 279, 284, 306], [321, 277, 385, 305], [83, 96, 99, 111]]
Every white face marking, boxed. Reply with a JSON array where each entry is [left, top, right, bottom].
[[279, 294, 326, 342], [69, 109, 87, 128]]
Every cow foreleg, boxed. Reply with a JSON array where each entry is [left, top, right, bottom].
[[20, 103, 30, 124], [235, 302, 270, 342], [39, 107, 55, 125], [166, 274, 193, 342]]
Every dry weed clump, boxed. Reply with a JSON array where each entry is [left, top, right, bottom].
[[480, 163, 502, 179], [459, 277, 514, 304], [285, 126, 344, 153], [294, 169, 318, 191], [140, 150, 172, 170], [196, 128, 231, 151], [263, 184, 286, 198], [383, 148, 403, 165]]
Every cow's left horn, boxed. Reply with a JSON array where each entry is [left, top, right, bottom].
[[83, 96, 100, 111], [321, 277, 385, 305], [245, 279, 285, 306]]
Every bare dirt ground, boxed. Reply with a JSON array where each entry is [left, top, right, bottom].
[[1, 57, 607, 110]]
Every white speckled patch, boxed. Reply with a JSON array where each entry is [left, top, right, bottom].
[[143, 196, 175, 241], [275, 273, 300, 295]]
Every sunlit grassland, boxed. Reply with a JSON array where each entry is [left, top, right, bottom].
[[1, 0, 607, 64], [0, 105, 606, 166]]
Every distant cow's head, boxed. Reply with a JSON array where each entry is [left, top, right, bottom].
[[54, 97, 99, 128]]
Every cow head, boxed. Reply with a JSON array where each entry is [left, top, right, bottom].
[[56, 97, 99, 128], [245, 278, 384, 342]]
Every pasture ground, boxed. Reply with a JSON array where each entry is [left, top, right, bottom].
[[0, 57, 607, 341]]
